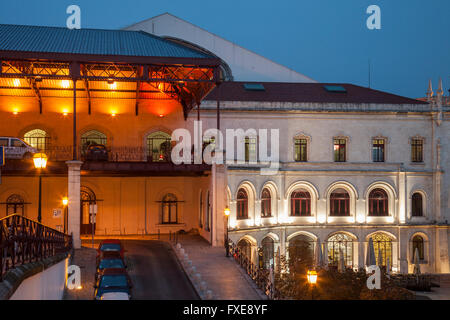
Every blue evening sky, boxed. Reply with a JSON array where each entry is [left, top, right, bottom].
[[0, 0, 448, 99]]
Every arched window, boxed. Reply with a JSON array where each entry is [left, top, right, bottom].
[[330, 189, 350, 216], [412, 235, 424, 260], [237, 238, 252, 259], [81, 130, 107, 155], [327, 233, 354, 268], [147, 131, 171, 162], [24, 129, 49, 151], [261, 237, 274, 270], [369, 188, 389, 216], [327, 233, 353, 267], [161, 193, 178, 224], [412, 193, 423, 217], [261, 188, 271, 217], [288, 235, 314, 269], [6, 194, 25, 216], [370, 233, 393, 266], [291, 190, 311, 216], [237, 189, 248, 219]]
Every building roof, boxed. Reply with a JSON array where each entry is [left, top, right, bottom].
[[205, 82, 428, 105], [0, 24, 218, 64]]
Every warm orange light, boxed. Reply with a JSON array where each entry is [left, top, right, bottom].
[[62, 197, 69, 206], [13, 78, 21, 87], [159, 114, 164, 118], [224, 207, 231, 217], [62, 109, 69, 116], [62, 80, 70, 89], [108, 80, 117, 90], [111, 112, 116, 117], [33, 153, 48, 169], [307, 270, 318, 285]]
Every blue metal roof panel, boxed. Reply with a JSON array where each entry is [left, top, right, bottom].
[[0, 24, 212, 59]]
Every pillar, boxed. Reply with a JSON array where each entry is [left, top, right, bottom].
[[436, 228, 449, 273], [67, 160, 83, 249], [211, 163, 227, 247]]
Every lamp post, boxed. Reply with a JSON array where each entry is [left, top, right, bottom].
[[62, 197, 69, 233], [224, 206, 230, 257], [33, 153, 47, 223], [307, 270, 318, 300]]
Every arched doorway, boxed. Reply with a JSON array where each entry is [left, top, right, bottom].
[[288, 234, 315, 271], [237, 238, 252, 260], [80, 186, 97, 235]]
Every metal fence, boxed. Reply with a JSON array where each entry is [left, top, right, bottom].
[[228, 241, 284, 300], [0, 214, 73, 281]]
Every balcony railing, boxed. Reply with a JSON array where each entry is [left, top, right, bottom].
[[0, 214, 73, 281]]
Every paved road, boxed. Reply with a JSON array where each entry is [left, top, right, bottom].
[[123, 240, 198, 300]]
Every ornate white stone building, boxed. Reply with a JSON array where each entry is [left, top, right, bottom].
[[125, 14, 450, 274]]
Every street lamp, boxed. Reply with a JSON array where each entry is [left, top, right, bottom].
[[33, 153, 47, 223], [224, 206, 230, 257], [307, 270, 318, 300], [62, 197, 69, 233]]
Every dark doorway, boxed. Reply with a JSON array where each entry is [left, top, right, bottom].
[[80, 186, 96, 235]]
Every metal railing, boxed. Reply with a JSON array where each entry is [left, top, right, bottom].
[[228, 241, 284, 300], [0, 214, 73, 281]]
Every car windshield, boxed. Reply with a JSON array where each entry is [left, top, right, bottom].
[[99, 259, 124, 269], [100, 275, 128, 288], [100, 243, 121, 251]]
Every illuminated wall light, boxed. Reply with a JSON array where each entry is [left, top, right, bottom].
[[108, 81, 117, 90], [13, 78, 21, 87], [62, 109, 69, 116], [12, 107, 19, 115], [61, 80, 70, 88], [159, 114, 164, 118], [317, 215, 326, 224]]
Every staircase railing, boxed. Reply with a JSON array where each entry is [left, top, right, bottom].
[[228, 240, 284, 300], [0, 214, 73, 281]]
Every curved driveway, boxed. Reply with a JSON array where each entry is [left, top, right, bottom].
[[122, 240, 198, 300]]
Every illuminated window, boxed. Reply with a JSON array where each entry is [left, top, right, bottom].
[[411, 138, 424, 162], [412, 235, 424, 260], [81, 130, 107, 156], [334, 138, 346, 162], [290, 190, 311, 216], [330, 189, 350, 216], [327, 233, 354, 267], [368, 188, 389, 216], [294, 138, 307, 162], [372, 138, 385, 162], [412, 193, 423, 217], [161, 193, 178, 224], [147, 131, 171, 162], [237, 189, 248, 220], [261, 237, 274, 270], [24, 129, 49, 152], [261, 188, 271, 217], [370, 233, 393, 266]]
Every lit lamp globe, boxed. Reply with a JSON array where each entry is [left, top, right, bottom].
[[33, 153, 48, 169], [62, 197, 69, 206], [224, 206, 230, 217], [307, 270, 318, 285]]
